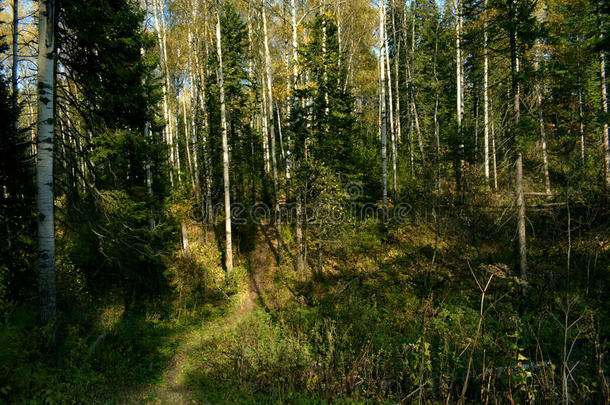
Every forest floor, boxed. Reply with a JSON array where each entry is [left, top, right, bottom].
[[135, 226, 279, 404]]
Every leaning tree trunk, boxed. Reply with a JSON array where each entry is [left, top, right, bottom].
[[216, 7, 233, 276], [36, 0, 57, 327]]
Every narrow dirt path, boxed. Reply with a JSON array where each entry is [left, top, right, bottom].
[[142, 226, 278, 404]]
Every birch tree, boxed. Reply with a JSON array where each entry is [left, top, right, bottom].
[[36, 0, 57, 326], [597, 3, 610, 191], [262, 3, 283, 261], [379, 0, 388, 217], [11, 0, 19, 139], [216, 4, 233, 276]]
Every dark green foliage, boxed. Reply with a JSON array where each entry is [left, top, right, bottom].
[[0, 39, 35, 316], [52, 0, 169, 302]]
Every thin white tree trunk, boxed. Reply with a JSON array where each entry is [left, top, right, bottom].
[[484, 0, 490, 188], [492, 119, 498, 190], [391, 0, 402, 146], [152, 0, 174, 186], [287, 0, 299, 180], [276, 100, 285, 162], [533, 49, 551, 194], [192, 0, 213, 223], [598, 5, 610, 191], [216, 8, 233, 276], [174, 99, 181, 181], [455, 0, 464, 190], [183, 95, 196, 193], [411, 93, 426, 170], [262, 5, 282, 262], [260, 73, 271, 174], [11, 0, 19, 137], [145, 121, 155, 230], [579, 89, 585, 164], [379, 0, 388, 217], [36, 0, 56, 326], [434, 19, 441, 194], [600, 50, 610, 190], [187, 30, 201, 201], [322, 17, 329, 120], [384, 17, 397, 199]]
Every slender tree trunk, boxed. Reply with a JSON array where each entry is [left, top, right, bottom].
[[277, 101, 285, 163], [36, 0, 57, 327], [181, 221, 189, 257], [391, 0, 402, 146], [597, 3, 610, 192], [434, 19, 441, 194], [152, 0, 174, 186], [475, 96, 479, 154], [534, 49, 551, 194], [193, 2, 213, 224], [516, 153, 528, 298], [145, 120, 155, 230], [262, 5, 282, 262], [403, 4, 414, 178], [379, 0, 388, 218], [492, 119, 498, 190], [322, 16, 330, 121], [11, 0, 19, 138], [260, 74, 271, 175], [410, 1, 416, 177], [183, 95, 196, 194], [216, 7, 233, 276], [187, 30, 201, 203], [579, 89, 586, 164], [384, 14, 398, 201], [287, 0, 299, 180], [455, 0, 464, 193], [174, 100, 181, 182], [511, 0, 528, 300], [484, 0, 490, 188], [411, 93, 426, 170]]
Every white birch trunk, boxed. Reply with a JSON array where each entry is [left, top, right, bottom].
[[216, 8, 233, 276], [262, 5, 282, 261], [600, 49, 610, 191], [379, 0, 388, 216], [384, 16, 397, 199], [455, 0, 464, 189], [36, 0, 56, 326], [484, 0, 490, 188], [152, 0, 174, 186], [391, 0, 402, 146], [579, 89, 585, 164], [11, 0, 19, 137]]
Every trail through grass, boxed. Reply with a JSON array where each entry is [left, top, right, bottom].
[[131, 226, 279, 404]]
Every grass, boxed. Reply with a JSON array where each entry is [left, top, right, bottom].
[[1, 209, 608, 404]]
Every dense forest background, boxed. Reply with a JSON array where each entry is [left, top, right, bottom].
[[0, 0, 609, 403]]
